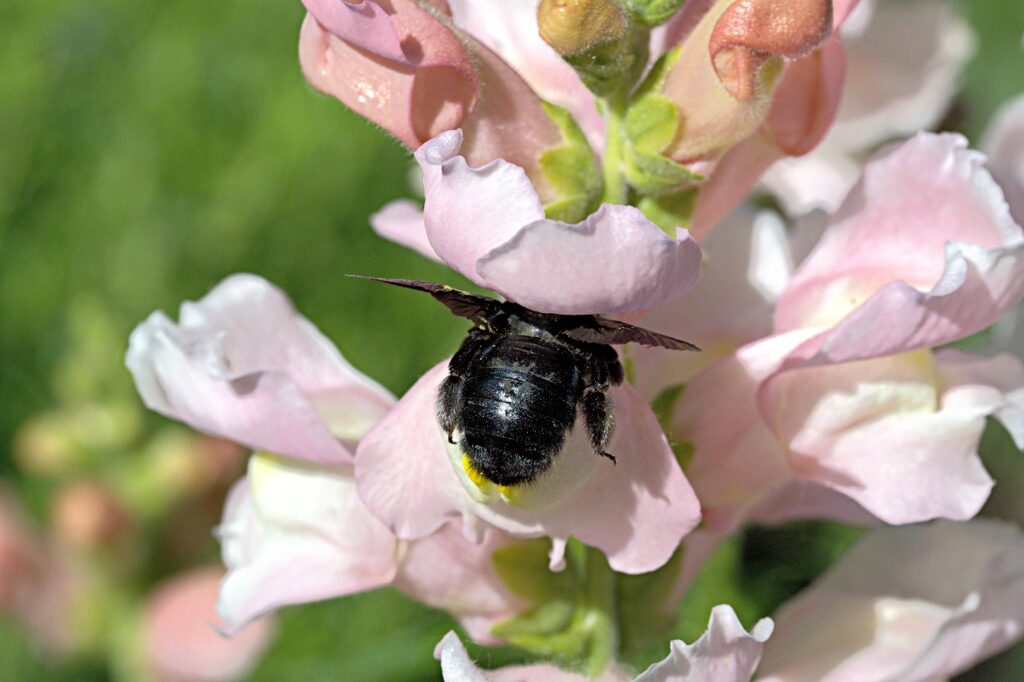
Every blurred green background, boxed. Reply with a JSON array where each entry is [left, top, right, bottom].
[[1, 0, 1022, 679]]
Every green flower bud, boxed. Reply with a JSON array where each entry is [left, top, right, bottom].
[[624, 0, 687, 26], [538, 0, 649, 97]]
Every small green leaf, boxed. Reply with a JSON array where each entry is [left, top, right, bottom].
[[624, 148, 703, 195], [638, 190, 697, 234], [539, 103, 602, 223], [622, 53, 704, 197], [633, 47, 681, 100], [625, 0, 687, 26], [624, 95, 678, 155]]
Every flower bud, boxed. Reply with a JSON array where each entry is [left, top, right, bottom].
[[51, 481, 133, 551], [624, 0, 686, 26], [537, 0, 628, 56], [710, 0, 833, 101], [538, 0, 647, 96], [622, 0, 832, 197]]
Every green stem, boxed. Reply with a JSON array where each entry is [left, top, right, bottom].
[[600, 92, 630, 206], [583, 546, 618, 676]]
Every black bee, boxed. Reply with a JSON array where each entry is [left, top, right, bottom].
[[358, 277, 699, 487]]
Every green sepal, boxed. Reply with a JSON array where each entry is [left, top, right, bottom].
[[625, 146, 703, 196], [491, 540, 615, 676], [564, 23, 650, 98], [624, 95, 678, 155], [540, 103, 602, 223], [623, 48, 703, 196], [624, 0, 687, 26], [637, 189, 697, 235]]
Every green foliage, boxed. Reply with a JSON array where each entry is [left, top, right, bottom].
[[621, 48, 702, 201], [492, 541, 616, 676], [250, 589, 456, 682], [564, 23, 650, 98], [624, 0, 687, 27], [540, 103, 603, 223]]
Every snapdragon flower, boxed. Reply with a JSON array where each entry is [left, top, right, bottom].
[[655, 133, 1024, 531], [126, 275, 529, 639]]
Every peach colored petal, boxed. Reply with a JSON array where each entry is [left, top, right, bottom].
[[299, 0, 477, 147], [145, 567, 273, 682], [710, 0, 832, 101]]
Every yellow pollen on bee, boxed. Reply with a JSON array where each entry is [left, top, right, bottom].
[[461, 454, 524, 504], [461, 453, 493, 490], [497, 485, 519, 503]]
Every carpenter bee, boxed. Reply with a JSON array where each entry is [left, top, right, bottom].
[[357, 277, 699, 487]]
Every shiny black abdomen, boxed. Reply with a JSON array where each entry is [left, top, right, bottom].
[[460, 335, 583, 486]]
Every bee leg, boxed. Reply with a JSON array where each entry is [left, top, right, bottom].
[[437, 375, 462, 444], [436, 328, 492, 444], [582, 389, 615, 464], [590, 345, 624, 386]]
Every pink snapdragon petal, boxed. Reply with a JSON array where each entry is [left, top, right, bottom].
[[395, 524, 525, 645], [778, 239, 1024, 370], [690, 37, 846, 238], [369, 199, 440, 263], [416, 131, 703, 314], [144, 567, 273, 682], [776, 133, 1024, 336], [215, 456, 397, 633], [634, 605, 773, 682], [671, 329, 822, 533], [356, 362, 701, 574], [758, 520, 1024, 682], [632, 208, 793, 400], [761, 352, 995, 524], [983, 94, 1024, 226], [763, 0, 975, 215], [126, 275, 394, 465], [936, 349, 1024, 449], [299, 0, 477, 148], [454, 34, 565, 198], [300, 0, 407, 62]]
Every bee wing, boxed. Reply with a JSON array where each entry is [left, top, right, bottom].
[[562, 317, 701, 351], [350, 276, 500, 325]]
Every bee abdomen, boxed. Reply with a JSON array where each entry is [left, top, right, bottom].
[[458, 337, 583, 484]]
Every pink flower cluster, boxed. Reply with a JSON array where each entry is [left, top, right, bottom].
[[125, 0, 1024, 678]]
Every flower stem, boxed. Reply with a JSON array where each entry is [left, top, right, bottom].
[[600, 92, 630, 206], [583, 546, 618, 676]]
